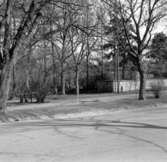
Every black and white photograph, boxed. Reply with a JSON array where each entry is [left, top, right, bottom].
[[0, 0, 167, 161]]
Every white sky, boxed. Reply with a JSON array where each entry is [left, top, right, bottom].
[[154, 19, 167, 34]]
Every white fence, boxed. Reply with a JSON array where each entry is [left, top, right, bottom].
[[113, 79, 167, 92]]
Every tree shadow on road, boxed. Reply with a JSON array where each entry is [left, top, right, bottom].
[[2, 118, 167, 155], [45, 119, 167, 154]]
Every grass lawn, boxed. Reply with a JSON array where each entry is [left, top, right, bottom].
[[0, 92, 166, 123]]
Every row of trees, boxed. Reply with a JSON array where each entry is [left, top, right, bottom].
[[0, 0, 167, 112], [0, 0, 99, 111]]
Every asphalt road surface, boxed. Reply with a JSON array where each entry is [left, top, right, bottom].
[[0, 106, 167, 162]]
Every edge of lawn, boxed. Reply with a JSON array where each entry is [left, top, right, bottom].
[[0, 93, 167, 123]]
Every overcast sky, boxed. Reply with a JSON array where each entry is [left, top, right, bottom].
[[154, 19, 167, 34]]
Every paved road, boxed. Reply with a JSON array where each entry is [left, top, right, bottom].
[[0, 107, 167, 162]]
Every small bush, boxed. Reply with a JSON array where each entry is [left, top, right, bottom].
[[150, 80, 164, 99], [29, 75, 52, 103]]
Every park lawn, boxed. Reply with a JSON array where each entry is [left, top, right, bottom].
[[0, 93, 166, 123]]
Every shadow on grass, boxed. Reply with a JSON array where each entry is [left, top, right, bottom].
[[7, 101, 51, 107]]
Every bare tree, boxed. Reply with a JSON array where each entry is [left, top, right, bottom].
[[0, 0, 78, 112], [69, 26, 87, 95], [50, 0, 87, 95], [103, 0, 167, 99], [0, 0, 52, 112]]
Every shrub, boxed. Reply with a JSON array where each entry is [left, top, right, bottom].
[[29, 74, 52, 103], [150, 80, 164, 98]]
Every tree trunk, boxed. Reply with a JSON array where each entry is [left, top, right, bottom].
[[51, 40, 57, 94], [60, 63, 66, 95], [138, 65, 145, 100], [75, 66, 80, 96], [11, 65, 16, 99], [122, 63, 125, 80], [86, 54, 89, 91], [20, 95, 23, 103], [52, 70, 57, 94], [0, 61, 13, 112]]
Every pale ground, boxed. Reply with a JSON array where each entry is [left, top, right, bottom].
[[0, 94, 167, 162]]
